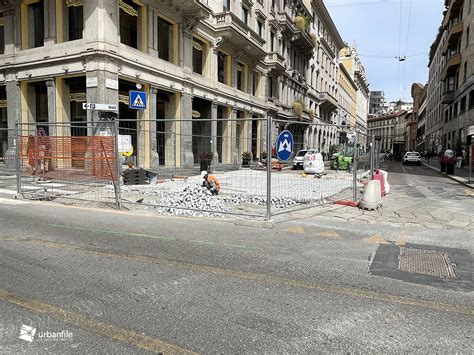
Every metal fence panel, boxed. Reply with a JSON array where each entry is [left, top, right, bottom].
[[7, 117, 376, 220], [270, 120, 367, 216], [16, 121, 118, 205], [0, 128, 17, 192], [117, 118, 269, 218]]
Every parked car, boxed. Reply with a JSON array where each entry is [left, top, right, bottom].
[[292, 149, 315, 170], [402, 152, 421, 165]]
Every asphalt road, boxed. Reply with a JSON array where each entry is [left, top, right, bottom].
[[0, 163, 473, 353]]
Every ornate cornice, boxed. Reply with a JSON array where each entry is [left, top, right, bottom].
[[312, 0, 345, 50]]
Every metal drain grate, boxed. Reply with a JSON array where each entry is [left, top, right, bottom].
[[399, 247, 457, 279]]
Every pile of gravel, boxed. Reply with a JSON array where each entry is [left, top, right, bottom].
[[148, 184, 227, 217], [221, 193, 300, 209]]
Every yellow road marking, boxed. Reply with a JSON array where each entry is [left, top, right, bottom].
[[317, 230, 341, 239], [0, 289, 195, 354], [14, 239, 474, 317], [364, 235, 390, 245], [395, 233, 408, 246], [464, 188, 474, 197], [284, 226, 306, 234]]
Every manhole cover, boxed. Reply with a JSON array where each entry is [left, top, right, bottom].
[[399, 247, 457, 279]]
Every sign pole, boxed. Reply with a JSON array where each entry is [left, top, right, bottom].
[[266, 115, 272, 221], [470, 144, 473, 183]]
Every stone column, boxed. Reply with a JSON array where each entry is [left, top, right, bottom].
[[148, 9, 157, 57], [248, 67, 254, 96], [231, 106, 238, 164], [211, 101, 218, 169], [85, 66, 119, 135], [247, 111, 253, 156], [180, 91, 194, 168], [43, 0, 56, 46], [45, 79, 56, 137], [232, 59, 238, 88], [149, 87, 159, 169], [182, 30, 193, 73], [3, 9, 16, 55], [83, 0, 119, 44], [4, 80, 20, 167], [211, 47, 219, 82]]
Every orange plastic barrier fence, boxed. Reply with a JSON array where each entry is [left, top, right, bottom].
[[19, 136, 117, 180]]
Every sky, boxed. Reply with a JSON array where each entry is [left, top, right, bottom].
[[325, 0, 445, 103]]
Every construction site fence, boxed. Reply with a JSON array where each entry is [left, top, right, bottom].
[[15, 121, 120, 208], [6, 119, 376, 219]]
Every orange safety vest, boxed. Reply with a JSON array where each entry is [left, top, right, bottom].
[[207, 175, 221, 190]]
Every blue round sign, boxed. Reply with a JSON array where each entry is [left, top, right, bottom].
[[276, 130, 294, 161]]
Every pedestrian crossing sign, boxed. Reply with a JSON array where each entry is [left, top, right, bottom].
[[129, 91, 147, 109]]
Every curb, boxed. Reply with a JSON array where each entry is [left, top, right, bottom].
[[422, 162, 473, 189], [235, 218, 275, 229]]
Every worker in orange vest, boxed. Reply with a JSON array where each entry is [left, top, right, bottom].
[[201, 171, 221, 195]]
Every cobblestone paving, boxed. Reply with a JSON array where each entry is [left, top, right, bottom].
[[282, 163, 474, 231]]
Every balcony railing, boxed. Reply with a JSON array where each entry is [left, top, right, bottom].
[[318, 92, 338, 109], [265, 52, 286, 72], [214, 12, 266, 48], [443, 19, 463, 53], [441, 53, 461, 79], [441, 91, 455, 104]]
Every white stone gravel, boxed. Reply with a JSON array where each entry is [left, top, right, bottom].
[[110, 168, 365, 216]]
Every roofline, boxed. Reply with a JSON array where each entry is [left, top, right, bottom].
[[312, 0, 346, 50], [339, 62, 358, 91]]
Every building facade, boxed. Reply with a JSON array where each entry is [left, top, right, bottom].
[[367, 110, 408, 153], [339, 46, 369, 132], [408, 83, 425, 152], [336, 60, 357, 129], [426, 0, 474, 154], [0, 0, 363, 170], [369, 90, 385, 116], [303, 0, 346, 152]]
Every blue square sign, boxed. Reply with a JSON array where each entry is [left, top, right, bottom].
[[129, 91, 147, 109]]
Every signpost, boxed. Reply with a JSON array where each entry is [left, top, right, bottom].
[[129, 91, 147, 109], [82, 103, 118, 111], [276, 130, 294, 161]]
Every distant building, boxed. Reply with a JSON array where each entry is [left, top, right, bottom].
[[369, 91, 386, 115], [339, 46, 370, 132], [367, 110, 410, 153]]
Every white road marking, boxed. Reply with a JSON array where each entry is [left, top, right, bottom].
[[0, 197, 29, 205], [0, 188, 17, 195]]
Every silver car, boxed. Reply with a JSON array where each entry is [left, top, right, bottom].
[[402, 152, 421, 165], [293, 149, 315, 169]]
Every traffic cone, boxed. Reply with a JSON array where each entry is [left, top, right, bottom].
[[359, 179, 382, 211]]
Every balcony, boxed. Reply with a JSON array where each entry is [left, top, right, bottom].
[[441, 91, 455, 104], [440, 53, 461, 80], [443, 0, 463, 27], [442, 19, 463, 53], [174, 0, 211, 16], [276, 10, 296, 34], [443, 0, 464, 27], [214, 12, 266, 61], [317, 92, 338, 112], [291, 30, 315, 57], [265, 52, 286, 73]]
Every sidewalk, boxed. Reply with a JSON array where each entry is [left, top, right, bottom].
[[422, 159, 473, 188]]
